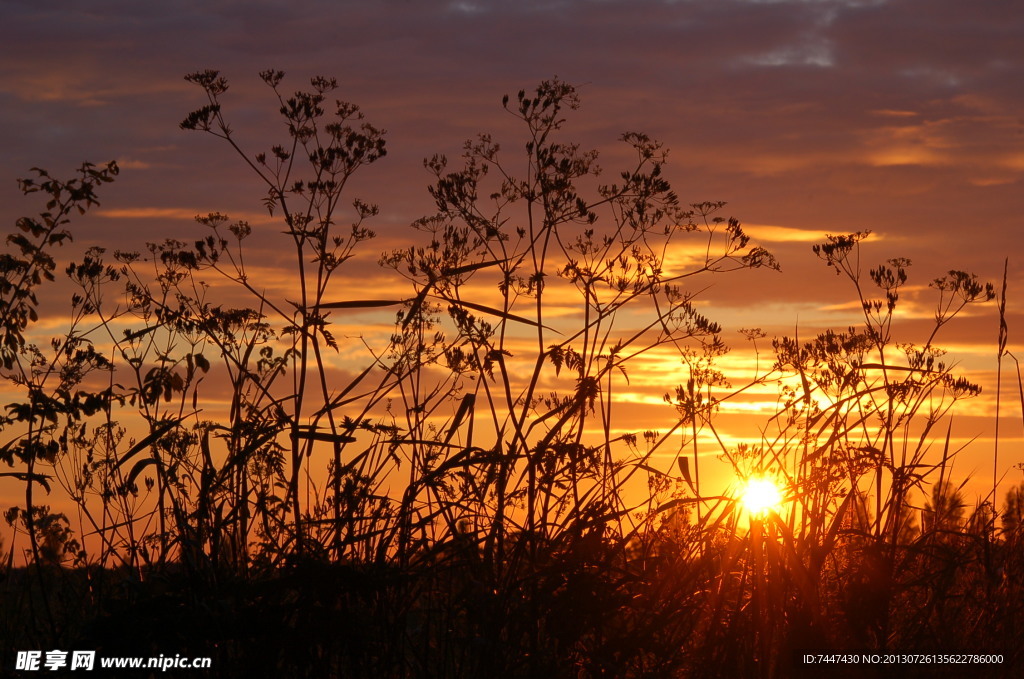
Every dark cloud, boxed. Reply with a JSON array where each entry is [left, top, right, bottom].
[[0, 0, 1020, 309]]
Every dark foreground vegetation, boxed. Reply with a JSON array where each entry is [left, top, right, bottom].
[[2, 72, 1022, 677]]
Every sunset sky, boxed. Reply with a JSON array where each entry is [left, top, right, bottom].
[[2, 0, 1023, 508]]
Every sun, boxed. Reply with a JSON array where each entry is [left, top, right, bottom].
[[740, 477, 783, 517]]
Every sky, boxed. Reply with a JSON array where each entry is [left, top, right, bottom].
[[1, 0, 1023, 510]]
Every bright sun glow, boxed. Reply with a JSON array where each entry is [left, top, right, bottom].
[[740, 477, 783, 517]]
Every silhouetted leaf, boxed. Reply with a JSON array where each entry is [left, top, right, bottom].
[[313, 361, 381, 417], [443, 393, 476, 445], [401, 286, 431, 329], [677, 455, 695, 494], [122, 325, 160, 342], [294, 428, 356, 444], [442, 296, 557, 331], [114, 416, 187, 471], [441, 259, 506, 276], [637, 463, 669, 477], [124, 458, 158, 491], [0, 471, 51, 493]]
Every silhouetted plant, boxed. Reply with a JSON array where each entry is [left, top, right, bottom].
[[3, 74, 1024, 679], [0, 161, 118, 645]]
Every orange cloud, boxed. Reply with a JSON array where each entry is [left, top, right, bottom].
[[97, 207, 273, 222], [742, 224, 829, 243]]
